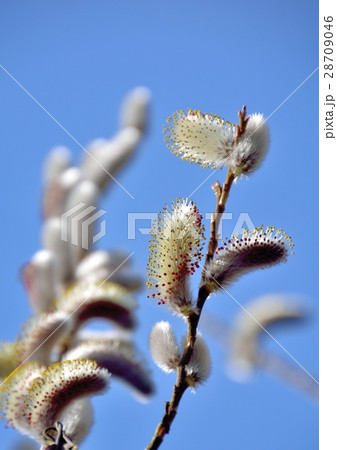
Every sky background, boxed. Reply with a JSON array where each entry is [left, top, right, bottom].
[[0, 1, 318, 449]]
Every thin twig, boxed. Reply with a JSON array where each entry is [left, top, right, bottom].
[[203, 168, 235, 271], [202, 106, 249, 276]]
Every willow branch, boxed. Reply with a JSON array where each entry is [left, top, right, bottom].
[[147, 106, 249, 450], [203, 168, 235, 269], [202, 105, 249, 275]]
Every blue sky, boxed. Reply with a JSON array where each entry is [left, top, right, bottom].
[[0, 1, 318, 449]]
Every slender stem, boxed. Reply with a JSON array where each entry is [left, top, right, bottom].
[[203, 168, 235, 270], [202, 105, 249, 276]]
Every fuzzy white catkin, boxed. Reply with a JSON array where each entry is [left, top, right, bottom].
[[63, 339, 154, 399], [164, 110, 236, 169], [119, 86, 151, 132], [43, 146, 71, 184], [164, 110, 269, 177], [64, 179, 100, 213], [24, 360, 110, 444], [228, 294, 304, 381], [227, 113, 269, 177], [23, 249, 57, 312], [55, 281, 137, 331], [0, 363, 45, 439], [149, 321, 181, 373], [75, 250, 142, 291], [64, 179, 101, 268], [56, 282, 138, 314], [147, 198, 205, 313], [185, 334, 211, 387], [43, 166, 82, 219], [204, 227, 293, 292], [75, 249, 132, 277], [86, 138, 108, 153], [59, 398, 94, 445], [75, 250, 122, 277], [80, 127, 142, 190], [18, 311, 73, 366], [41, 217, 73, 285]]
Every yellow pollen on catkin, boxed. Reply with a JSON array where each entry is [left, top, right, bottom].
[[147, 198, 205, 307], [164, 110, 236, 169]]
